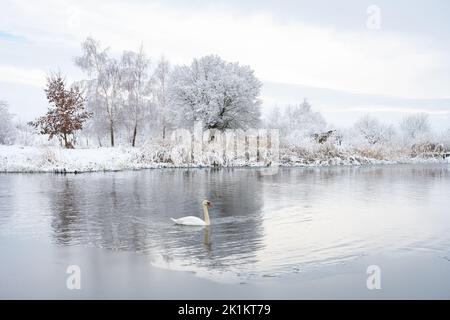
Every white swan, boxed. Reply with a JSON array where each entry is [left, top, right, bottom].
[[171, 200, 212, 226]]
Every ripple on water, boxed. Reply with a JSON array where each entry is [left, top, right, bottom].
[[1, 165, 450, 283]]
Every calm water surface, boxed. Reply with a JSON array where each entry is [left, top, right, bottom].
[[1, 165, 450, 282]]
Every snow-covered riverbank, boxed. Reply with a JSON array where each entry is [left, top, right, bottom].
[[0, 145, 448, 173]]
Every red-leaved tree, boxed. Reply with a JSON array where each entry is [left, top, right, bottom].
[[29, 73, 92, 148]]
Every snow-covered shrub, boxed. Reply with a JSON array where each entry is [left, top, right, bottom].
[[399, 113, 431, 145], [437, 128, 450, 151], [135, 143, 173, 164], [283, 130, 316, 148], [0, 100, 15, 145], [353, 145, 386, 160], [410, 141, 447, 158], [40, 147, 58, 165], [200, 129, 225, 166], [14, 121, 59, 147], [353, 114, 396, 146]]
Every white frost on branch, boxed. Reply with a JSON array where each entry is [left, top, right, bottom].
[[169, 55, 262, 130], [0, 100, 16, 145]]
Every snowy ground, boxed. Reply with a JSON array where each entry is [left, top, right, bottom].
[[0, 144, 448, 173]]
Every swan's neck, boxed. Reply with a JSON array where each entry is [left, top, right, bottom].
[[203, 205, 210, 225]]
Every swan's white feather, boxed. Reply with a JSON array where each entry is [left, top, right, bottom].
[[171, 216, 207, 226]]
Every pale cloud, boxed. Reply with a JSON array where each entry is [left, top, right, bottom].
[[0, 65, 46, 88], [1, 0, 450, 100], [1, 0, 450, 128], [322, 106, 450, 115]]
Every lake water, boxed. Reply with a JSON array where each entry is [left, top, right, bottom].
[[1, 165, 450, 286]]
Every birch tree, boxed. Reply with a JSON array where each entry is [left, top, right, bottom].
[[75, 37, 123, 147], [120, 46, 150, 147], [400, 113, 430, 141], [153, 56, 171, 140], [0, 100, 15, 145]]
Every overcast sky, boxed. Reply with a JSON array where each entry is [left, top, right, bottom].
[[1, 0, 450, 129]]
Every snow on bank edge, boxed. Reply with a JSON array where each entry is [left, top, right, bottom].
[[0, 145, 448, 173]]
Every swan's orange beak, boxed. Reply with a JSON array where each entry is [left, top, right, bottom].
[[207, 202, 212, 207]]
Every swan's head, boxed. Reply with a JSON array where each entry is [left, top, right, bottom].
[[202, 200, 212, 207]]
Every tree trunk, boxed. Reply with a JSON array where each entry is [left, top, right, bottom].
[[162, 125, 166, 140], [63, 133, 74, 149], [132, 122, 137, 147], [110, 122, 115, 147]]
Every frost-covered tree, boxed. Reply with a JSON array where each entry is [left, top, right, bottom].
[[284, 99, 326, 134], [0, 100, 15, 145], [266, 106, 283, 129], [169, 55, 262, 130], [77, 84, 111, 147], [153, 56, 172, 139], [400, 113, 430, 141], [282, 99, 328, 145], [442, 127, 450, 149], [264, 99, 328, 146], [75, 37, 123, 147], [28, 74, 91, 148], [354, 114, 394, 145], [120, 46, 151, 147]]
